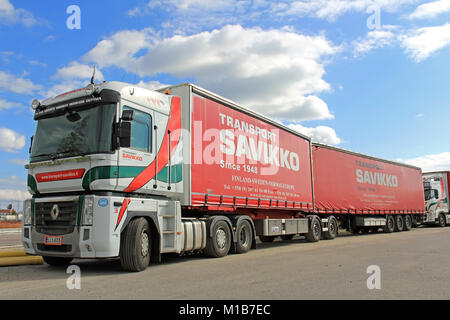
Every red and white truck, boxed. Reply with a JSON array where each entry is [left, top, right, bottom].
[[22, 82, 426, 271], [422, 171, 450, 227]]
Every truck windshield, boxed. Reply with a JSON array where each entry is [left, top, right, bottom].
[[30, 104, 116, 162]]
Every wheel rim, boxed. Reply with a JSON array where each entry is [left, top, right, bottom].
[[141, 231, 149, 257], [398, 217, 403, 229], [216, 228, 227, 249], [239, 226, 249, 247], [313, 220, 320, 238], [405, 216, 412, 228], [389, 217, 394, 229], [440, 215, 445, 225], [329, 219, 336, 235]]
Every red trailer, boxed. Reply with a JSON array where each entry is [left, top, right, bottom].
[[312, 143, 425, 233]]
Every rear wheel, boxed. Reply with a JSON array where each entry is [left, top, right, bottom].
[[235, 220, 253, 254], [43, 256, 73, 266], [205, 220, 231, 258], [305, 215, 321, 242], [394, 215, 404, 232], [384, 215, 395, 233], [323, 216, 338, 240], [120, 217, 151, 272], [404, 215, 412, 231]]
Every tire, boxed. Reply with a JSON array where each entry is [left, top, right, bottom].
[[259, 235, 275, 243], [235, 220, 253, 254], [205, 220, 231, 258], [404, 215, 412, 231], [438, 213, 446, 227], [384, 215, 395, 233], [43, 256, 73, 266], [305, 215, 321, 242], [394, 215, 404, 232], [323, 216, 338, 240], [120, 217, 151, 272]]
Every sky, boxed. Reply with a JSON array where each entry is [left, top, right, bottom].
[[0, 0, 449, 206]]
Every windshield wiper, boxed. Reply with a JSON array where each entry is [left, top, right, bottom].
[[32, 150, 83, 160]]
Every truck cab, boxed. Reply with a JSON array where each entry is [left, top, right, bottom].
[[423, 172, 450, 227], [23, 81, 186, 271]]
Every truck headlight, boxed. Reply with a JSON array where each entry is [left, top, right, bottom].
[[82, 197, 94, 226], [23, 199, 32, 226]]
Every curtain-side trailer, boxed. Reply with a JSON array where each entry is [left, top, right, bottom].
[[22, 81, 426, 272]]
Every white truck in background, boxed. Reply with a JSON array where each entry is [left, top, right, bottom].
[[423, 171, 450, 227]]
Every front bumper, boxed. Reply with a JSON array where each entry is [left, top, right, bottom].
[[23, 195, 123, 258]]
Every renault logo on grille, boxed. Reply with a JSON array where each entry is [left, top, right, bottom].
[[50, 204, 60, 221]]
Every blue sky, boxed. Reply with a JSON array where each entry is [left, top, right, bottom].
[[0, 0, 450, 205]]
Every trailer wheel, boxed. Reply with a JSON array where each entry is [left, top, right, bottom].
[[305, 216, 321, 242], [394, 215, 404, 232], [438, 213, 446, 227], [120, 217, 151, 272], [259, 235, 275, 243], [235, 220, 253, 254], [403, 215, 412, 231], [42, 256, 73, 266], [323, 216, 337, 240], [205, 220, 231, 258], [384, 216, 395, 233]]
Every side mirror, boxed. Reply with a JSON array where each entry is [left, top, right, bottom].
[[121, 110, 135, 121], [29, 136, 33, 154], [434, 190, 439, 199], [118, 122, 132, 148]]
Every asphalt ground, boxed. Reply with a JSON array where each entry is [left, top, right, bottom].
[[0, 225, 449, 300]]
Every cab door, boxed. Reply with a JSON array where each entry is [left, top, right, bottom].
[[117, 101, 155, 194]]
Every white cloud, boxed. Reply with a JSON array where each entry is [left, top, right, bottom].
[[0, 189, 30, 201], [0, 0, 37, 27], [397, 152, 450, 172], [53, 62, 104, 82], [288, 123, 341, 145], [0, 99, 25, 111], [353, 25, 398, 56], [84, 25, 337, 122], [136, 80, 170, 91], [0, 71, 42, 94], [401, 23, 450, 61], [8, 158, 27, 165], [0, 127, 26, 152], [274, 0, 419, 21], [409, 0, 450, 19]]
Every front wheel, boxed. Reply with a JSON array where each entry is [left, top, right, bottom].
[[120, 217, 151, 272], [438, 213, 446, 227]]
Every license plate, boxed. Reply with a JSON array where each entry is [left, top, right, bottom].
[[44, 235, 63, 246]]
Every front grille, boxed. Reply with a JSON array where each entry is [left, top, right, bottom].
[[35, 201, 78, 235], [37, 244, 72, 253]]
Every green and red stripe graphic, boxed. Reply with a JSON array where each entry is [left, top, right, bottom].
[[123, 96, 182, 192]]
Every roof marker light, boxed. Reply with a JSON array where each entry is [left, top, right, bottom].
[[31, 99, 40, 110]]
